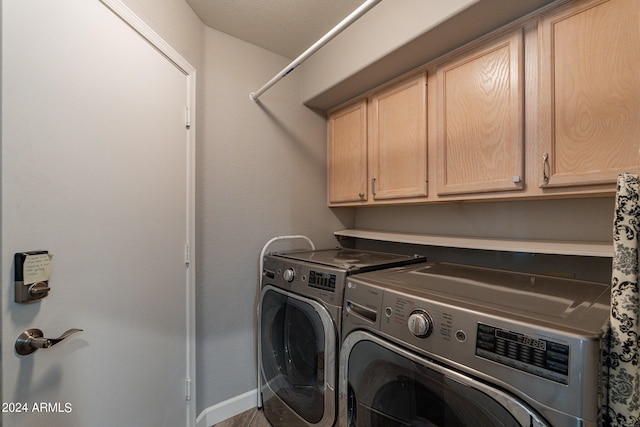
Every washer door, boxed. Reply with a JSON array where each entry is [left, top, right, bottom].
[[259, 285, 336, 426], [340, 331, 548, 427]]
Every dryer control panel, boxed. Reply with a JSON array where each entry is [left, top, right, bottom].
[[308, 270, 337, 292], [262, 255, 349, 307]]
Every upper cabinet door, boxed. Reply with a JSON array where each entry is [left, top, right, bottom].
[[538, 0, 640, 188], [369, 73, 428, 200], [328, 100, 368, 204], [436, 29, 525, 196]]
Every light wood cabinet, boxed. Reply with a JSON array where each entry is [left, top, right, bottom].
[[436, 29, 524, 196], [327, 100, 368, 203], [327, 73, 427, 206], [369, 73, 428, 201], [327, 0, 640, 206], [537, 0, 640, 189]]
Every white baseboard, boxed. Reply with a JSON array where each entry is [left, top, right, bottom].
[[196, 389, 258, 427]]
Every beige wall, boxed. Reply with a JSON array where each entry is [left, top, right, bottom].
[[355, 197, 615, 242], [196, 27, 352, 408]]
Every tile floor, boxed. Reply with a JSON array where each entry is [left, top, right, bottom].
[[212, 407, 271, 427]]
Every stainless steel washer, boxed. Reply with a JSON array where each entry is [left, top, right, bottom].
[[340, 261, 611, 427], [259, 248, 425, 427]]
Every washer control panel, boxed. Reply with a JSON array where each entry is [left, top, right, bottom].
[[475, 323, 570, 385], [379, 291, 457, 346]]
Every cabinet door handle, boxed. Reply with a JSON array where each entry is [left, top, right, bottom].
[[371, 178, 376, 196], [542, 152, 550, 185]]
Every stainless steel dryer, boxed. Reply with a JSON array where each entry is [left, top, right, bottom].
[[340, 261, 611, 427], [259, 248, 425, 427]]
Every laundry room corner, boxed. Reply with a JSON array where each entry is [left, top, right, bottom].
[[194, 24, 354, 424]]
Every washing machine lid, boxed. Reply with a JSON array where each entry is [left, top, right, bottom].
[[272, 248, 425, 272], [354, 261, 610, 334]]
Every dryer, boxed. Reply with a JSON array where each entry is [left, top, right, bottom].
[[259, 248, 425, 427], [340, 261, 611, 426]]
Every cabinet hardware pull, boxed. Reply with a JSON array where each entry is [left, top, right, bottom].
[[542, 152, 550, 185], [358, 192, 364, 198], [371, 178, 376, 196]]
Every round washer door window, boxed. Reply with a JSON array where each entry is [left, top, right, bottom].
[[346, 337, 546, 427]]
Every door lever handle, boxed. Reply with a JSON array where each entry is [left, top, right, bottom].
[[15, 328, 83, 356]]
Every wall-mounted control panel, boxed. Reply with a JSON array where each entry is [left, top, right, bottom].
[[14, 251, 53, 303]]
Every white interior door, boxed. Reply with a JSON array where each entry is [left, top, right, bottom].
[[1, 1, 196, 426]]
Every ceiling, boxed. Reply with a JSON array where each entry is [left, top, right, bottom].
[[185, 0, 366, 59]]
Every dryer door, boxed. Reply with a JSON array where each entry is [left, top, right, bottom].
[[259, 285, 336, 426], [340, 331, 548, 427]]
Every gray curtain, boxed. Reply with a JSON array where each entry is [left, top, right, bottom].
[[600, 173, 640, 426]]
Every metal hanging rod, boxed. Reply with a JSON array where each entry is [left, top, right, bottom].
[[249, 0, 383, 101]]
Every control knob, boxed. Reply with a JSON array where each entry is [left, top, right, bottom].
[[407, 310, 433, 338], [283, 268, 296, 283]]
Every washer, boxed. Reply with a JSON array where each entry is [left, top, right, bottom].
[[340, 261, 611, 427], [259, 248, 425, 427]]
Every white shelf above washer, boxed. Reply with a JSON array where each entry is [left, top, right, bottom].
[[334, 229, 613, 258]]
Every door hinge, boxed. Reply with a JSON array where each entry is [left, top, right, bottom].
[[186, 378, 192, 401], [184, 243, 191, 266], [185, 106, 191, 130]]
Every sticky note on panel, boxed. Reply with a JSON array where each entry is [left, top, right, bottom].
[[23, 253, 53, 285]]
